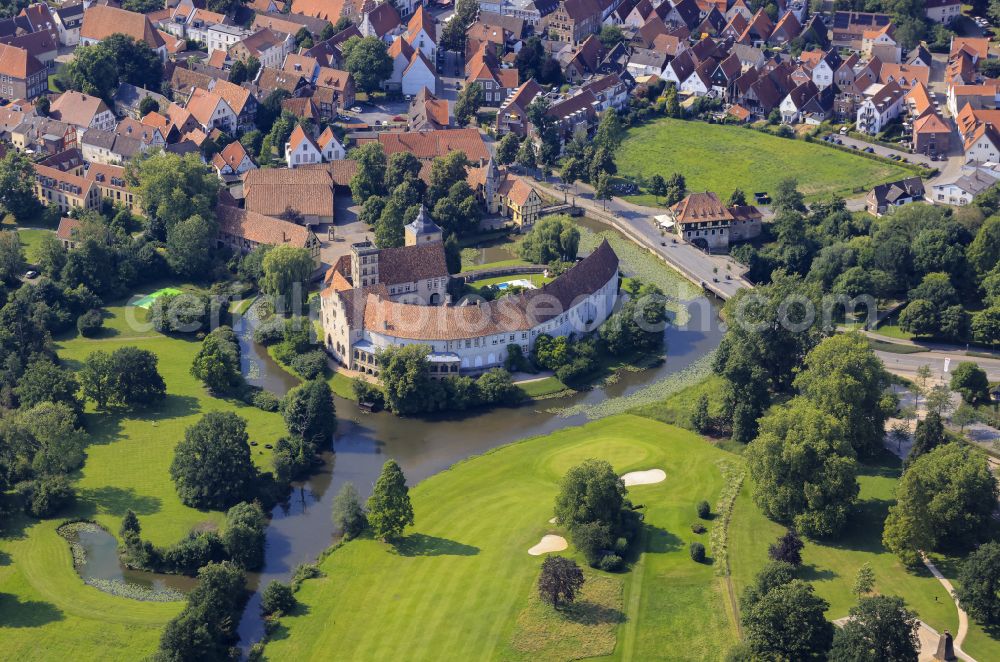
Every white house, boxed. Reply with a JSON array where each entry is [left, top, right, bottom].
[[931, 169, 996, 205], [385, 36, 415, 91], [318, 127, 345, 161], [679, 66, 711, 97], [781, 81, 818, 123], [964, 122, 1000, 163], [401, 50, 436, 97], [925, 0, 961, 24], [285, 125, 323, 168], [207, 24, 249, 54], [186, 88, 237, 134], [404, 5, 437, 61], [856, 81, 906, 134], [53, 3, 83, 46], [212, 141, 256, 177]]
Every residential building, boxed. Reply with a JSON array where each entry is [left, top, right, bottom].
[[285, 124, 323, 168], [931, 167, 996, 205], [49, 91, 115, 138], [229, 28, 293, 69], [87, 162, 141, 214], [212, 140, 257, 177], [53, 3, 84, 46], [866, 177, 925, 216], [401, 49, 436, 96], [0, 42, 46, 99], [34, 162, 99, 213], [856, 81, 906, 134], [665, 191, 762, 249], [404, 5, 436, 60], [925, 0, 961, 24], [186, 88, 236, 134], [317, 126, 345, 161], [545, 0, 603, 44], [56, 217, 81, 249], [81, 128, 144, 165]]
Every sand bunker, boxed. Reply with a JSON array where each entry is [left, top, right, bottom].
[[528, 535, 568, 555], [621, 469, 666, 486]]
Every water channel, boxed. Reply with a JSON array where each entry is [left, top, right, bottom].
[[64, 216, 727, 653]]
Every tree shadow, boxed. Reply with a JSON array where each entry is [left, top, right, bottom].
[[126, 394, 201, 423], [857, 452, 902, 479], [798, 564, 838, 582], [0, 549, 9, 566], [823, 498, 894, 553], [0, 593, 63, 627], [558, 599, 626, 626], [644, 525, 683, 554], [74, 486, 162, 518], [391, 534, 480, 557]]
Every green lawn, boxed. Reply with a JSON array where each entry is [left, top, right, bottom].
[[18, 227, 51, 264], [729, 455, 959, 637], [265, 415, 738, 661], [618, 119, 914, 203], [0, 299, 290, 660], [515, 375, 571, 399], [459, 257, 532, 273]]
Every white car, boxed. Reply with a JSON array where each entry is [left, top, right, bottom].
[[350, 106, 362, 113]]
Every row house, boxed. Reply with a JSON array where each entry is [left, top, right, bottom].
[[313, 67, 356, 119], [831, 11, 892, 53], [861, 23, 901, 64], [34, 163, 100, 213], [497, 79, 543, 136], [207, 24, 250, 54], [210, 79, 257, 134], [81, 129, 144, 165], [212, 140, 257, 178], [285, 125, 346, 168], [186, 88, 237, 135], [360, 2, 402, 42]]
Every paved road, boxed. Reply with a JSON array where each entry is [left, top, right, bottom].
[[532, 177, 752, 299], [875, 348, 1000, 382], [829, 133, 934, 166]]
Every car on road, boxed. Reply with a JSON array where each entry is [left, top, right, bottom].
[[350, 106, 362, 113], [863, 146, 875, 153]]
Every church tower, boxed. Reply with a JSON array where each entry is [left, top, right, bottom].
[[404, 205, 443, 246]]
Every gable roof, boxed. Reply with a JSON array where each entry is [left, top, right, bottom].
[[364, 1, 401, 37], [0, 42, 43, 79], [406, 4, 435, 42], [185, 88, 226, 125], [212, 140, 253, 171], [81, 5, 165, 49], [372, 128, 489, 161], [217, 204, 314, 248], [50, 91, 109, 127]]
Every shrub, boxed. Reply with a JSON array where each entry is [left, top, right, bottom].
[[290, 349, 327, 379], [252, 319, 284, 345], [261, 580, 296, 616], [613, 536, 629, 554], [77, 308, 104, 337], [697, 500, 711, 519], [690, 541, 706, 563], [18, 475, 74, 517], [252, 389, 280, 412], [571, 520, 613, 566], [598, 553, 623, 572], [352, 379, 385, 408], [291, 562, 321, 590], [692, 523, 706, 534]]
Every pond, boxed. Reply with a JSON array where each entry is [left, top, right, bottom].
[[58, 522, 194, 601], [234, 241, 726, 652]]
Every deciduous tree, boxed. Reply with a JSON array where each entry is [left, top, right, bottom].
[[829, 595, 919, 662], [538, 556, 584, 609], [170, 412, 258, 510]]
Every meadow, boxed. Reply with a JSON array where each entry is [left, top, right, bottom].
[[617, 119, 914, 204]]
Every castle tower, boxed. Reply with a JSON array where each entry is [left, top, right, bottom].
[[350, 240, 380, 287], [404, 205, 443, 246], [483, 157, 501, 214]]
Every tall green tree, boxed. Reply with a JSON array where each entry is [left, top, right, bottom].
[[190, 326, 242, 394], [130, 152, 219, 236], [829, 595, 919, 662], [366, 459, 414, 540], [454, 82, 484, 126], [745, 397, 859, 537], [0, 151, 42, 221], [518, 216, 580, 264], [261, 245, 314, 312], [956, 541, 1000, 625], [341, 36, 392, 94], [170, 412, 258, 510], [495, 133, 519, 165], [968, 216, 1000, 275], [793, 333, 895, 458], [166, 214, 216, 278], [949, 361, 990, 405], [332, 481, 367, 539], [349, 142, 388, 202], [883, 443, 998, 566], [0, 231, 25, 283], [741, 580, 834, 660], [281, 378, 336, 446]]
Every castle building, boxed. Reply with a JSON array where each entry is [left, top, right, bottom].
[[320, 207, 620, 377]]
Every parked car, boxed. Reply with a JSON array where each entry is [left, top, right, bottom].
[[864, 146, 874, 153], [839, 126, 848, 135], [350, 106, 362, 113], [24, 270, 38, 279]]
